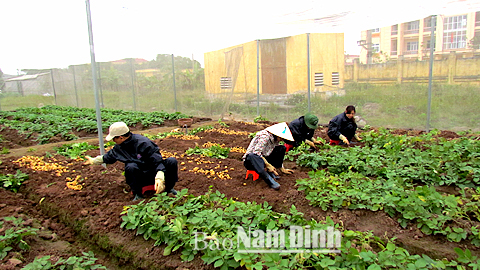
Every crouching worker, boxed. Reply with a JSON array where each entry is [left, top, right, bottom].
[[327, 105, 362, 146], [286, 113, 322, 151], [242, 122, 295, 190], [84, 122, 178, 201]]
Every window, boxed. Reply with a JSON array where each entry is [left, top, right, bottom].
[[332, 72, 340, 85], [391, 40, 398, 55], [405, 20, 420, 34], [371, 28, 380, 33], [424, 36, 436, 50], [476, 11, 480, 27], [443, 15, 467, 49], [372, 44, 380, 52], [314, 73, 324, 86], [391, 25, 398, 35], [406, 41, 419, 53], [220, 77, 232, 89], [423, 17, 437, 31]]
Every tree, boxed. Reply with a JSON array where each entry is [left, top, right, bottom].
[[467, 36, 480, 52], [372, 51, 390, 63], [154, 54, 201, 72], [176, 68, 205, 91]]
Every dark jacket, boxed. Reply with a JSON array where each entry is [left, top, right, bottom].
[[327, 112, 357, 141], [288, 116, 314, 147], [102, 134, 165, 172]]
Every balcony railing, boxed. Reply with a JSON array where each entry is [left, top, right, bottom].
[[391, 51, 398, 55], [423, 27, 436, 32], [403, 50, 418, 55], [404, 50, 418, 55], [404, 29, 419, 35]]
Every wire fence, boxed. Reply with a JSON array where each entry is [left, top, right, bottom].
[[1, 52, 480, 132]]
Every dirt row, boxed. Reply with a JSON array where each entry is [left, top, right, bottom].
[[0, 120, 476, 269]]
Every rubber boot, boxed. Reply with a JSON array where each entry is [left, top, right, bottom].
[[167, 188, 178, 195], [263, 174, 280, 190]]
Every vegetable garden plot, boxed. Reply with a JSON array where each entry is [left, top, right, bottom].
[[0, 105, 196, 147], [1, 117, 480, 269]]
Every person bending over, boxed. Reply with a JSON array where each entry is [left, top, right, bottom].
[[84, 122, 178, 201]]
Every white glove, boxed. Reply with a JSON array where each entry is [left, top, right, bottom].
[[354, 134, 362, 141], [339, 134, 349, 145], [84, 155, 104, 165], [155, 171, 165, 194]]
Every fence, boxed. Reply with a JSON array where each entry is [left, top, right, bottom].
[[1, 53, 480, 132]]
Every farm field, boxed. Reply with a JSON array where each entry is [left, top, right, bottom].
[[0, 106, 480, 269]]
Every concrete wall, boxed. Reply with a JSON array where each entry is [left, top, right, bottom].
[[345, 52, 480, 84]]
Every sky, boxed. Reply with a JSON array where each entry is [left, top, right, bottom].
[[1, 0, 480, 75]]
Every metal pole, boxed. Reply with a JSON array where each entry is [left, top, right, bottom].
[[130, 58, 137, 111], [85, 0, 105, 156], [71, 65, 79, 107], [171, 54, 177, 112], [256, 39, 260, 116], [97, 62, 104, 108], [50, 69, 58, 106], [307, 33, 311, 113], [426, 15, 436, 133]]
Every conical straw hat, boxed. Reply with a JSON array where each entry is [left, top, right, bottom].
[[265, 122, 294, 142]]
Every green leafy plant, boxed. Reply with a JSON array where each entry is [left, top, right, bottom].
[[185, 144, 230, 159], [54, 142, 98, 159], [187, 125, 214, 135], [119, 188, 474, 269], [253, 115, 268, 123], [1, 147, 10, 154], [0, 105, 192, 144], [22, 251, 107, 270], [0, 217, 38, 260], [0, 170, 29, 192], [217, 118, 229, 127], [284, 141, 311, 161]]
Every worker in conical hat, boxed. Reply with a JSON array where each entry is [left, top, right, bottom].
[[242, 122, 295, 190]]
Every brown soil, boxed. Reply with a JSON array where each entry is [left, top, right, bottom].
[[0, 120, 477, 269]]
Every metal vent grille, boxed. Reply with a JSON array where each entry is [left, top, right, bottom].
[[332, 72, 340, 85], [314, 73, 324, 86], [220, 77, 232, 89]]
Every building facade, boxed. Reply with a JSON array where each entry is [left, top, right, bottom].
[[204, 33, 345, 97], [360, 11, 480, 63]]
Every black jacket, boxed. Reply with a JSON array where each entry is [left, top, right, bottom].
[[288, 116, 314, 147], [327, 112, 357, 141], [102, 134, 165, 172]]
